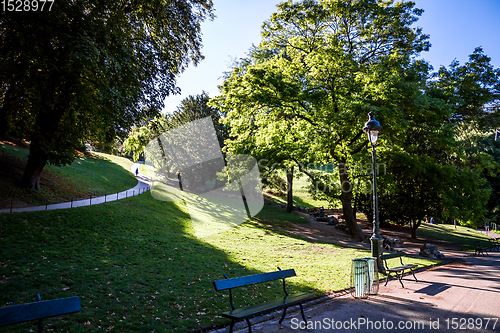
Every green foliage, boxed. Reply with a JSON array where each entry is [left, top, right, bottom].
[[122, 126, 156, 162], [427, 47, 500, 129], [169, 92, 228, 148], [211, 0, 500, 238], [122, 92, 227, 163], [210, 0, 431, 241]]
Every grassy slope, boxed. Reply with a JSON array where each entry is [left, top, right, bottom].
[[418, 223, 493, 250], [2, 148, 482, 332], [0, 142, 137, 209], [0, 193, 436, 332]]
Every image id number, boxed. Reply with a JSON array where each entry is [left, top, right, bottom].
[[1, 0, 54, 11], [445, 317, 498, 330]]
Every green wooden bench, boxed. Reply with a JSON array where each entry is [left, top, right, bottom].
[[0, 294, 81, 332], [213, 268, 315, 333], [488, 238, 500, 252], [381, 252, 418, 288], [473, 240, 489, 256]]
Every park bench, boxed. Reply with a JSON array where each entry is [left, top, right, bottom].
[[0, 294, 81, 332], [488, 238, 500, 252], [380, 252, 418, 288], [473, 240, 489, 256], [213, 268, 315, 333]]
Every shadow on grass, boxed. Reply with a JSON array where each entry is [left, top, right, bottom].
[[0, 143, 137, 209], [0, 194, 328, 332]]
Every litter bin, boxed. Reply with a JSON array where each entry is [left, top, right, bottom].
[[362, 256, 379, 295], [351, 257, 379, 298]]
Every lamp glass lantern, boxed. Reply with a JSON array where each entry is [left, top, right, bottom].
[[363, 112, 381, 146]]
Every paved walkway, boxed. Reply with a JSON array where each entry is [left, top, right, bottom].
[[0, 162, 151, 213], [212, 252, 500, 333]]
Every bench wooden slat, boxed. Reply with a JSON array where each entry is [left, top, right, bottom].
[[0, 296, 81, 327], [380, 252, 405, 260], [387, 264, 417, 272], [214, 269, 296, 291], [221, 292, 314, 319]]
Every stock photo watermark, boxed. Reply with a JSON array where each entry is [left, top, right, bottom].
[[290, 317, 498, 331], [258, 159, 387, 195], [144, 116, 264, 238]]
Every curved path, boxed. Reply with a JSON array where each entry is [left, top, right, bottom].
[[0, 162, 151, 214]]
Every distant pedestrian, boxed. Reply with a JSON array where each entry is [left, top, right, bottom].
[[136, 168, 139, 176], [430, 217, 435, 224], [486, 222, 490, 233], [177, 172, 183, 191], [425, 216, 428, 223]]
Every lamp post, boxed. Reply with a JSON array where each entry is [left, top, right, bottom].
[[363, 111, 384, 272]]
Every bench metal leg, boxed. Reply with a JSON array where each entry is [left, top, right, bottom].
[[299, 303, 308, 324], [411, 270, 418, 283], [279, 307, 287, 324], [36, 294, 43, 333], [397, 272, 405, 288], [384, 271, 391, 286], [246, 318, 252, 333], [229, 320, 235, 333]]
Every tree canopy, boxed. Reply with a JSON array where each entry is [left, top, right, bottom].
[[0, 0, 215, 190], [123, 92, 226, 162], [210, 0, 431, 241], [210, 0, 500, 241]]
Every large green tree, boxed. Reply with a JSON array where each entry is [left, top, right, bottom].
[[0, 0, 214, 190], [210, 0, 430, 241], [123, 92, 227, 162], [427, 47, 500, 129], [356, 49, 500, 237]]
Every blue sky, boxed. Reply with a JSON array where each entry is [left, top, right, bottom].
[[162, 0, 500, 113]]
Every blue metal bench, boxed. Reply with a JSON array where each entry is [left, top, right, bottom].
[[214, 268, 315, 332], [0, 294, 81, 332]]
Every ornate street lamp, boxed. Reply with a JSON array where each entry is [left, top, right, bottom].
[[363, 111, 384, 272]]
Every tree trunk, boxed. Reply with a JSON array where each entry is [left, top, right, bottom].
[[339, 162, 366, 242], [0, 79, 16, 140], [410, 220, 421, 239], [20, 142, 48, 191], [0, 104, 8, 139], [286, 166, 294, 213]]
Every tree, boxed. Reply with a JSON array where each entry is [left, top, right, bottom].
[[427, 47, 500, 129], [169, 92, 229, 149], [210, 0, 430, 241], [357, 51, 499, 237], [0, 0, 214, 190]]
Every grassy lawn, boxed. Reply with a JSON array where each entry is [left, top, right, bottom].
[[1, 149, 471, 332], [418, 223, 493, 251], [0, 192, 436, 332], [0, 142, 137, 209]]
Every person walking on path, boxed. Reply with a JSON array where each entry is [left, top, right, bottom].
[[177, 171, 183, 191]]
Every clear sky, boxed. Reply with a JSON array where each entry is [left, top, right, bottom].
[[162, 0, 500, 113]]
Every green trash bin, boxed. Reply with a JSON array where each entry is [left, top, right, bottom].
[[351, 257, 379, 298], [351, 258, 367, 298], [362, 257, 379, 295]]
